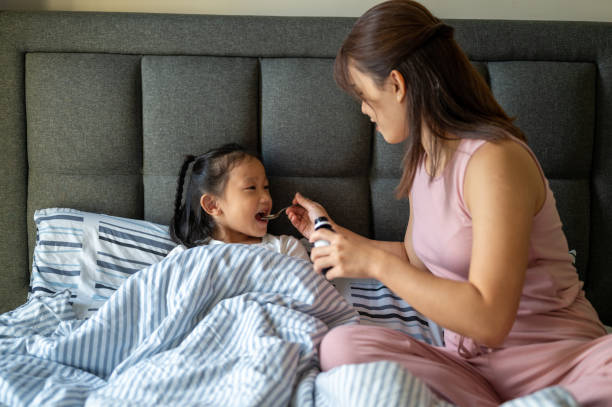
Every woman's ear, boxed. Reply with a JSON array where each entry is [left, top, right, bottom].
[[200, 194, 222, 216], [389, 69, 406, 103]]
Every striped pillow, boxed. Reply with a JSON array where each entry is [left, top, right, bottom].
[[30, 208, 176, 318], [332, 278, 445, 346]]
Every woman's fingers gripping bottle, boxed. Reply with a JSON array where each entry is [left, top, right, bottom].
[[314, 216, 335, 276]]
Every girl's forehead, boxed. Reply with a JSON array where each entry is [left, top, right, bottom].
[[228, 157, 266, 179]]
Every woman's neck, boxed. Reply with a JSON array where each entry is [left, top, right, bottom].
[[421, 127, 461, 177]]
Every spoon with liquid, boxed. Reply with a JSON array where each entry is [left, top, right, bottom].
[[260, 206, 291, 220]]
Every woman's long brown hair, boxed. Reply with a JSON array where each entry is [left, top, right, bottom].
[[334, 0, 525, 198]]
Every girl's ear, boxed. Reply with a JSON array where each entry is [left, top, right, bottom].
[[200, 194, 222, 216], [389, 69, 406, 103]]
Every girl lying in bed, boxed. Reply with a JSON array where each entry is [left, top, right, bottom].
[[166, 142, 309, 262]]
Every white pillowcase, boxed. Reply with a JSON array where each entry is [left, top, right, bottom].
[[30, 208, 176, 318]]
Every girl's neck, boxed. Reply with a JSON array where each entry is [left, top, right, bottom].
[[212, 228, 263, 244]]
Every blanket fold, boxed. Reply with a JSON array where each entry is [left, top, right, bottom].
[[1, 245, 356, 406]]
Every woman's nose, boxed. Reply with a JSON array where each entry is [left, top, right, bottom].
[[361, 101, 373, 120], [361, 101, 368, 115]]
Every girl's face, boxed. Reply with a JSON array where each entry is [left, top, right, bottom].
[[211, 157, 273, 243], [348, 64, 408, 144]]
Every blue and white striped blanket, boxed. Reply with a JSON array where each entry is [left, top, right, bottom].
[[0, 245, 578, 407]]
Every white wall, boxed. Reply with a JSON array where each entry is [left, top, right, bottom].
[[1, 0, 612, 22]]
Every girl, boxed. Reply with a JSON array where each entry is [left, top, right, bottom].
[[168, 143, 309, 262], [287, 1, 612, 406]]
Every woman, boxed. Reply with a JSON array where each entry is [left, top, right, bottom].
[[286, 1, 611, 406]]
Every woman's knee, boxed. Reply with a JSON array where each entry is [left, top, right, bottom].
[[319, 324, 406, 371], [319, 325, 367, 371]]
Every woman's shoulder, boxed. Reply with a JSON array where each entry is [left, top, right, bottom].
[[464, 137, 547, 212], [468, 137, 542, 176]]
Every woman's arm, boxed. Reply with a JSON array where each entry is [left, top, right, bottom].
[[333, 224, 408, 261], [311, 140, 545, 347]]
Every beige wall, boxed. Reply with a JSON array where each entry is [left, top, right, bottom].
[[1, 0, 612, 22]]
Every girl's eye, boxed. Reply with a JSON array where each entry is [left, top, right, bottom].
[[245, 186, 256, 190], [264, 185, 270, 190]]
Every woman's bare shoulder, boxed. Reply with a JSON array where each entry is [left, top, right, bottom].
[[464, 138, 545, 214], [471, 138, 534, 165]]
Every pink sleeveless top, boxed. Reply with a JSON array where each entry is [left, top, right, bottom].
[[410, 138, 606, 357]]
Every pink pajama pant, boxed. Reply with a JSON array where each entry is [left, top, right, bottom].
[[319, 324, 612, 406]]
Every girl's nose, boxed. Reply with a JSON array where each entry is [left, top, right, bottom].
[[261, 190, 272, 203]]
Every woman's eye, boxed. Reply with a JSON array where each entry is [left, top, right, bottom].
[[245, 186, 255, 190], [264, 185, 270, 190]]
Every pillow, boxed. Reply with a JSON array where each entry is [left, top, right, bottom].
[[331, 278, 445, 346], [30, 208, 176, 318]]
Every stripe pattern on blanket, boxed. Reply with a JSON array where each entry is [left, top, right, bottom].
[[1, 244, 359, 406], [0, 244, 580, 407]]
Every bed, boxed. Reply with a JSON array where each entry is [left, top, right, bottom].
[[1, 10, 611, 406]]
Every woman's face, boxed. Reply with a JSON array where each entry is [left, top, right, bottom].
[[348, 64, 408, 144], [210, 157, 273, 243]]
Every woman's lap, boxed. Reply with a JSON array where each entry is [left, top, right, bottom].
[[475, 333, 612, 406], [319, 324, 501, 406], [320, 325, 612, 406]]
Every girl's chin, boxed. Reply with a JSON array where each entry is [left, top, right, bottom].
[[252, 227, 267, 237], [255, 218, 269, 231]]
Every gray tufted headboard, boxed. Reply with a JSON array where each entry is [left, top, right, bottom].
[[1, 11, 611, 325]]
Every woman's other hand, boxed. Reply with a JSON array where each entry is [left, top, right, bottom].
[[309, 227, 382, 280], [286, 192, 331, 239]]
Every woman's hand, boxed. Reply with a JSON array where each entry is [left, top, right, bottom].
[[309, 228, 383, 280], [286, 192, 331, 239]]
